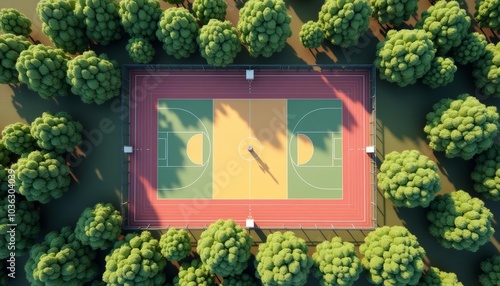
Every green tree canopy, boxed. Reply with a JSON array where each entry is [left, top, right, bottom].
[[173, 258, 216, 286], [126, 37, 155, 64], [378, 150, 441, 208], [159, 228, 191, 261], [424, 94, 499, 160], [0, 8, 32, 37], [255, 231, 313, 286], [1, 122, 36, 155], [473, 42, 500, 97], [25, 226, 97, 285], [197, 19, 240, 67], [66, 50, 121, 105], [472, 143, 500, 201], [0, 33, 31, 84], [416, 1, 470, 55], [163, 0, 185, 4], [237, 0, 292, 57], [299, 21, 324, 49], [312, 237, 362, 286], [421, 56, 457, 88], [479, 256, 500, 286], [15, 44, 71, 99], [75, 202, 122, 250], [475, 0, 500, 32], [360, 226, 426, 285], [318, 0, 372, 48], [31, 111, 83, 153], [427, 190, 494, 252], [103, 231, 167, 285], [119, 0, 162, 39], [12, 150, 71, 203], [193, 0, 227, 24], [36, 0, 89, 54], [418, 267, 463, 285], [75, 0, 123, 45], [197, 219, 252, 277], [375, 29, 435, 87], [0, 140, 12, 167], [221, 273, 258, 286], [156, 7, 199, 59], [452, 32, 487, 65], [370, 0, 418, 26]]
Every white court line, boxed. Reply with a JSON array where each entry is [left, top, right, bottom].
[[158, 138, 166, 160]]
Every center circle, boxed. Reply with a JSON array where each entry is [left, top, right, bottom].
[[238, 137, 262, 160]]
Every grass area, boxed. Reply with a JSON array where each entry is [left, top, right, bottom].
[[1, 0, 500, 285]]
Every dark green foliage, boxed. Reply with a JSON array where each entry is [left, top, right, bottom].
[[370, 0, 418, 26], [0, 198, 40, 259], [424, 94, 499, 160], [318, 0, 372, 48], [452, 32, 487, 65], [1, 122, 36, 155], [421, 56, 457, 88], [75, 203, 122, 250], [25, 226, 97, 285], [0, 33, 31, 84], [119, 0, 162, 39], [0, 141, 11, 167], [255, 231, 313, 286], [237, 0, 292, 57], [473, 42, 500, 97], [375, 29, 435, 87], [197, 19, 240, 67], [66, 51, 121, 104], [221, 273, 258, 286], [476, 0, 500, 31], [418, 267, 463, 286], [103, 231, 167, 285], [312, 237, 362, 286], [159, 228, 191, 261], [126, 37, 155, 63], [36, 0, 89, 54], [12, 150, 71, 203], [31, 111, 83, 153], [156, 8, 199, 59], [0, 166, 8, 193], [0, 8, 32, 37], [360, 226, 425, 285], [427, 190, 494, 252], [472, 143, 500, 201], [173, 258, 215, 286], [479, 256, 500, 286], [193, 0, 228, 24], [15, 44, 71, 99], [0, 262, 6, 286], [75, 0, 123, 45], [299, 21, 324, 49], [163, 0, 185, 3]]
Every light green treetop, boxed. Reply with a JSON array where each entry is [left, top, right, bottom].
[[0, 8, 32, 37], [75, 202, 122, 250]]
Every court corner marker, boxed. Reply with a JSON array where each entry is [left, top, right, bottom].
[[366, 146, 375, 154], [245, 218, 255, 228]]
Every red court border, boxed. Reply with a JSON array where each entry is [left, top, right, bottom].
[[127, 70, 374, 229]]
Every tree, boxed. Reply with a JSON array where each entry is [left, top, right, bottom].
[[255, 231, 313, 286], [421, 56, 457, 88], [75, 202, 122, 250], [418, 267, 463, 286], [375, 29, 435, 87], [103, 231, 167, 285], [416, 1, 470, 55], [427, 190, 494, 252], [318, 0, 372, 48], [36, 0, 89, 54], [74, 0, 123, 45], [66, 51, 121, 105], [193, 0, 228, 24], [197, 19, 240, 67], [312, 237, 362, 286], [1, 122, 36, 155], [299, 21, 324, 49], [31, 111, 83, 153], [156, 8, 199, 59], [424, 94, 499, 160], [0, 140, 11, 167], [173, 258, 215, 286], [0, 8, 32, 37], [159, 228, 191, 261], [473, 42, 500, 97], [359, 226, 425, 285], [479, 256, 500, 286], [119, 0, 162, 39], [476, 0, 500, 32], [472, 143, 500, 201], [452, 32, 487, 65], [0, 33, 31, 84], [126, 37, 155, 64], [11, 150, 71, 203], [237, 0, 292, 57], [221, 273, 258, 286], [369, 0, 418, 26], [15, 44, 71, 99], [163, 0, 185, 4], [378, 150, 441, 208]]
